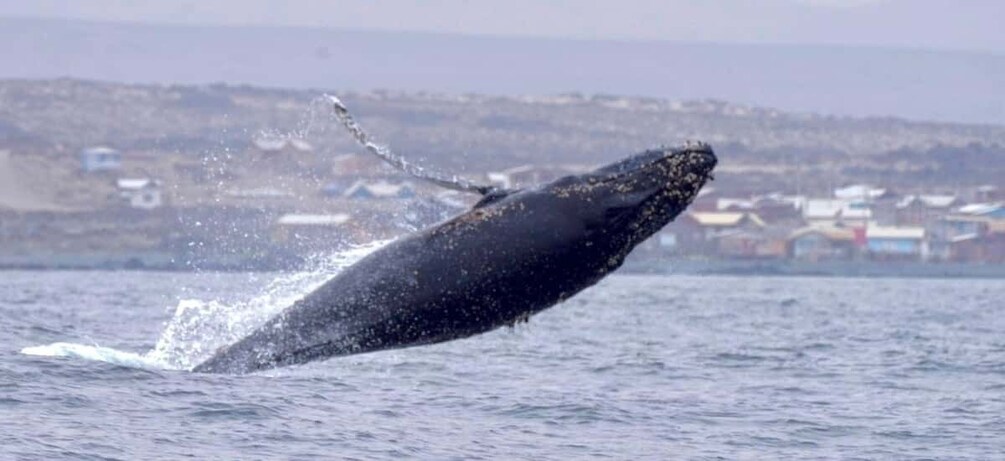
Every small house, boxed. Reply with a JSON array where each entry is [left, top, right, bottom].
[[716, 198, 755, 211], [865, 226, 926, 261], [834, 184, 889, 201], [935, 214, 990, 240], [749, 196, 802, 224], [894, 195, 962, 226], [802, 199, 871, 227], [687, 211, 765, 236], [671, 211, 767, 257], [115, 178, 162, 209], [788, 226, 859, 261], [948, 221, 1005, 263], [647, 215, 782, 259], [80, 146, 122, 172], [716, 226, 789, 259]]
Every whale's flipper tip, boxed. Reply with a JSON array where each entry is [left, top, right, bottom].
[[330, 97, 347, 113], [327, 95, 499, 196]]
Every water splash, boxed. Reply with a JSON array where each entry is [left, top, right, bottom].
[[21, 342, 158, 369], [20, 94, 467, 371], [20, 240, 390, 371]]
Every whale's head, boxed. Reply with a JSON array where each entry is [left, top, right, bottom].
[[553, 142, 717, 247]]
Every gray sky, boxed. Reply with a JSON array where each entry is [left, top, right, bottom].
[[2, 0, 1003, 54]]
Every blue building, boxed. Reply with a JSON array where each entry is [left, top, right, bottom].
[[866, 226, 926, 260], [79, 147, 122, 172]]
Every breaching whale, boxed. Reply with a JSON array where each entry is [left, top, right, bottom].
[[193, 98, 716, 373]]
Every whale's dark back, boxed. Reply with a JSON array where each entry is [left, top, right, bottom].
[[194, 145, 716, 373], [194, 190, 616, 373]]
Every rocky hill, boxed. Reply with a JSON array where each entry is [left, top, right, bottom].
[[1, 78, 1003, 201]]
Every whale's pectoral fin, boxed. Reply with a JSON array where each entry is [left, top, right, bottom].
[[325, 94, 498, 195], [473, 188, 519, 208]]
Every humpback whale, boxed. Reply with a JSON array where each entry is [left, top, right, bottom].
[[193, 97, 716, 373]]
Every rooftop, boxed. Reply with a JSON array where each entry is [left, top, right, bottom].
[[867, 226, 925, 240], [790, 226, 856, 241], [803, 199, 871, 220], [115, 178, 158, 190], [689, 212, 765, 227], [834, 184, 887, 200], [276, 213, 351, 226], [81, 146, 118, 155], [896, 195, 959, 209], [957, 203, 1004, 216]]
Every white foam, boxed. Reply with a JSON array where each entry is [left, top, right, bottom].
[[21, 240, 390, 372], [21, 342, 167, 370]]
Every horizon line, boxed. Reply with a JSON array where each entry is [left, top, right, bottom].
[[3, 14, 1002, 58]]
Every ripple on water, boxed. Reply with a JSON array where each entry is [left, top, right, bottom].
[[2, 273, 1004, 460], [188, 401, 282, 420]]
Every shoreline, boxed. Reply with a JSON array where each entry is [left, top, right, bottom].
[[2, 252, 1003, 279], [624, 258, 1005, 279]]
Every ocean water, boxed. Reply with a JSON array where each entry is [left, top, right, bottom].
[[2, 267, 1003, 460]]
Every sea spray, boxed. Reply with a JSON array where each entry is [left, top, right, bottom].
[[21, 240, 390, 371], [21, 94, 460, 370], [20, 342, 157, 369]]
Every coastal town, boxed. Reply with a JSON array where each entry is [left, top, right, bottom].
[[0, 80, 1002, 273], [653, 183, 1004, 265], [1, 140, 1001, 273]]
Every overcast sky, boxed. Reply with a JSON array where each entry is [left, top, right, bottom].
[[2, 0, 1003, 54]]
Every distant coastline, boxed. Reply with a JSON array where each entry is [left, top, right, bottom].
[[624, 258, 1005, 279], [2, 250, 1003, 279], [2, 80, 1002, 278]]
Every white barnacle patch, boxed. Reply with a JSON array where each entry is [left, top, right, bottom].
[[434, 204, 509, 238], [553, 182, 599, 199]]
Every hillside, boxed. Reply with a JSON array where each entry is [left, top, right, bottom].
[[1, 79, 1003, 271], [2, 17, 1004, 125], [1, 79, 1003, 198]]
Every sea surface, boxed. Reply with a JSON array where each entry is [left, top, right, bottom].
[[2, 266, 1003, 460]]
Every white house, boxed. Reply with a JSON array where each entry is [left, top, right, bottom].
[[115, 178, 162, 209], [834, 184, 888, 201], [802, 199, 871, 226]]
